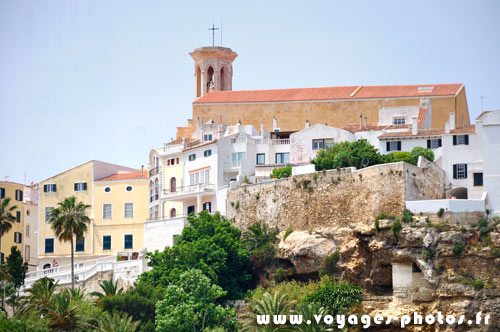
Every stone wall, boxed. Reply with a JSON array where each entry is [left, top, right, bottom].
[[226, 162, 444, 231]]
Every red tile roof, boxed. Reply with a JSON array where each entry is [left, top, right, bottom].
[[341, 124, 410, 134], [96, 171, 148, 182], [378, 125, 475, 139], [193, 83, 463, 104], [418, 107, 428, 127]]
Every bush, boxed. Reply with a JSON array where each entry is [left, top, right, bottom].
[[492, 248, 500, 259], [464, 278, 485, 291], [270, 165, 292, 179], [401, 209, 414, 223], [303, 279, 362, 316], [437, 208, 445, 218], [453, 242, 465, 256], [283, 228, 293, 240], [423, 249, 435, 260], [391, 217, 402, 240], [374, 219, 380, 233], [389, 151, 412, 164], [410, 147, 434, 164], [320, 250, 340, 276], [274, 268, 287, 283]]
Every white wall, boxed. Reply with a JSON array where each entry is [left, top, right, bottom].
[[143, 217, 186, 252], [378, 106, 420, 126], [406, 197, 486, 214]]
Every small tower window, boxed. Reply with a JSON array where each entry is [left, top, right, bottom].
[[220, 66, 226, 91], [207, 66, 215, 93]]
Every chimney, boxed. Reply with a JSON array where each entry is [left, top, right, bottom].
[[141, 165, 144, 172], [412, 117, 418, 135], [449, 112, 456, 130], [359, 114, 363, 129], [445, 122, 450, 134], [364, 116, 368, 127], [260, 123, 264, 135], [305, 120, 310, 129], [273, 116, 277, 131]]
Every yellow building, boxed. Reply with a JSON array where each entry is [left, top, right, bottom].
[[0, 181, 38, 263], [38, 160, 147, 264]]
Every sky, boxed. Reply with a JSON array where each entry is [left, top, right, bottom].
[[1, 0, 499, 184]]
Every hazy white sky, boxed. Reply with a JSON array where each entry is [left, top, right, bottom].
[[1, 0, 499, 184]]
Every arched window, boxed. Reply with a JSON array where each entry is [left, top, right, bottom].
[[196, 66, 202, 98], [170, 208, 177, 218], [154, 178, 159, 200], [207, 66, 214, 93], [149, 180, 153, 202], [170, 177, 177, 192], [220, 66, 226, 91]]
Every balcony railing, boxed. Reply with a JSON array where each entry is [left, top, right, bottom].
[[163, 183, 215, 198], [149, 167, 159, 177], [255, 138, 290, 145], [224, 161, 242, 169]]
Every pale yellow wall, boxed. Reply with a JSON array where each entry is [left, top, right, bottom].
[[191, 95, 470, 133], [23, 201, 38, 262], [38, 162, 93, 258], [93, 179, 148, 254], [0, 182, 24, 259], [161, 156, 184, 219]]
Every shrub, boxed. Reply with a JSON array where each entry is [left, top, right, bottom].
[[312, 173, 318, 181], [423, 249, 435, 260], [492, 248, 500, 259], [320, 250, 340, 276], [374, 219, 380, 233], [274, 268, 287, 283], [437, 208, 445, 218], [389, 151, 412, 164], [307, 186, 313, 193], [283, 228, 293, 240], [464, 278, 485, 291], [410, 147, 434, 164], [401, 209, 414, 223], [243, 176, 250, 184], [391, 217, 402, 240], [453, 242, 465, 256], [303, 279, 362, 316], [426, 217, 432, 227], [270, 165, 292, 179]]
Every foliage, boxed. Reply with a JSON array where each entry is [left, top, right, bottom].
[[389, 151, 412, 164], [303, 278, 362, 316], [6, 246, 28, 289], [437, 208, 445, 218], [249, 278, 329, 305], [140, 211, 252, 300], [243, 291, 293, 332], [18, 277, 57, 315], [101, 282, 163, 332], [243, 221, 279, 270], [270, 165, 292, 179], [374, 219, 380, 233], [391, 217, 402, 240], [423, 249, 435, 260], [0, 197, 17, 238], [311, 139, 387, 171], [0, 312, 48, 332], [48, 196, 91, 289], [401, 209, 414, 223], [291, 302, 334, 332], [91, 279, 123, 301], [453, 242, 465, 256], [44, 291, 90, 332], [410, 147, 434, 164], [492, 247, 500, 259], [243, 176, 250, 184], [274, 268, 287, 283], [283, 228, 293, 241], [98, 312, 139, 332], [320, 250, 340, 277], [155, 269, 238, 332], [463, 278, 485, 291]]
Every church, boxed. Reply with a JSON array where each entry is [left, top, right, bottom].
[[176, 46, 470, 139]]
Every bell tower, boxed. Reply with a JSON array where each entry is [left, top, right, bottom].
[[190, 46, 238, 99]]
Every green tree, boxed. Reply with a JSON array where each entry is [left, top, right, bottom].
[[311, 140, 386, 171], [91, 279, 123, 301], [101, 282, 163, 332], [140, 211, 252, 299], [270, 165, 292, 179], [388, 151, 412, 164], [44, 291, 89, 332], [155, 269, 238, 332], [98, 312, 138, 332], [48, 196, 91, 289], [410, 147, 434, 164], [303, 279, 362, 317], [6, 246, 28, 290], [0, 198, 17, 240], [18, 277, 57, 315], [243, 222, 278, 269], [291, 302, 333, 332], [243, 292, 293, 332]]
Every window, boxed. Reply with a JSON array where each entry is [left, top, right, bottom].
[[14, 232, 22, 244], [74, 182, 87, 192], [312, 139, 334, 150], [232, 152, 246, 162], [45, 238, 54, 254], [124, 203, 133, 218], [188, 154, 196, 161], [103, 204, 112, 219], [187, 205, 195, 215], [275, 152, 290, 164], [75, 237, 85, 252], [427, 139, 442, 149], [453, 135, 469, 145], [202, 202, 212, 212], [256, 153, 265, 165], [45, 207, 54, 222], [25, 245, 30, 261], [26, 225, 30, 237], [103, 236, 111, 250], [16, 211, 21, 223], [15, 189, 23, 201], [167, 158, 179, 166], [453, 164, 467, 179], [0, 187, 4, 199], [104, 186, 111, 193], [203, 134, 213, 142], [170, 177, 177, 192], [190, 169, 210, 186], [124, 235, 133, 249], [170, 208, 177, 218], [43, 184, 56, 193], [473, 173, 483, 187], [126, 185, 133, 192], [204, 149, 212, 157], [386, 141, 402, 152], [393, 117, 406, 125]]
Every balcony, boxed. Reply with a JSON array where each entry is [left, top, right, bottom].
[[255, 138, 290, 145], [224, 160, 241, 172], [149, 167, 159, 177], [162, 183, 215, 200]]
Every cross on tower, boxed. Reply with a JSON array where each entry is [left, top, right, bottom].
[[208, 23, 219, 47]]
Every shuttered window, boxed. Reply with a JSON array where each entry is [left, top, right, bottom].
[[124, 235, 133, 249], [427, 139, 442, 149], [74, 182, 87, 192], [14, 232, 22, 244], [75, 238, 85, 252], [15, 189, 23, 201], [103, 204, 112, 219], [0, 187, 4, 199], [386, 141, 402, 152], [45, 238, 54, 254], [124, 203, 133, 218], [16, 211, 21, 223], [43, 184, 57, 193], [103, 236, 111, 250], [453, 135, 469, 145], [453, 164, 467, 179], [45, 207, 54, 222]]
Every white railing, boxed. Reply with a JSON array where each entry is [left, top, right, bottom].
[[224, 161, 241, 169], [255, 138, 290, 145], [163, 183, 215, 198], [25, 256, 116, 280]]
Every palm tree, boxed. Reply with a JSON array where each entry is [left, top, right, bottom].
[[91, 279, 123, 301], [243, 291, 294, 332], [48, 196, 91, 289], [290, 303, 333, 332], [99, 312, 139, 332], [45, 291, 88, 332], [0, 197, 17, 239], [242, 221, 279, 251], [18, 277, 57, 315]]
